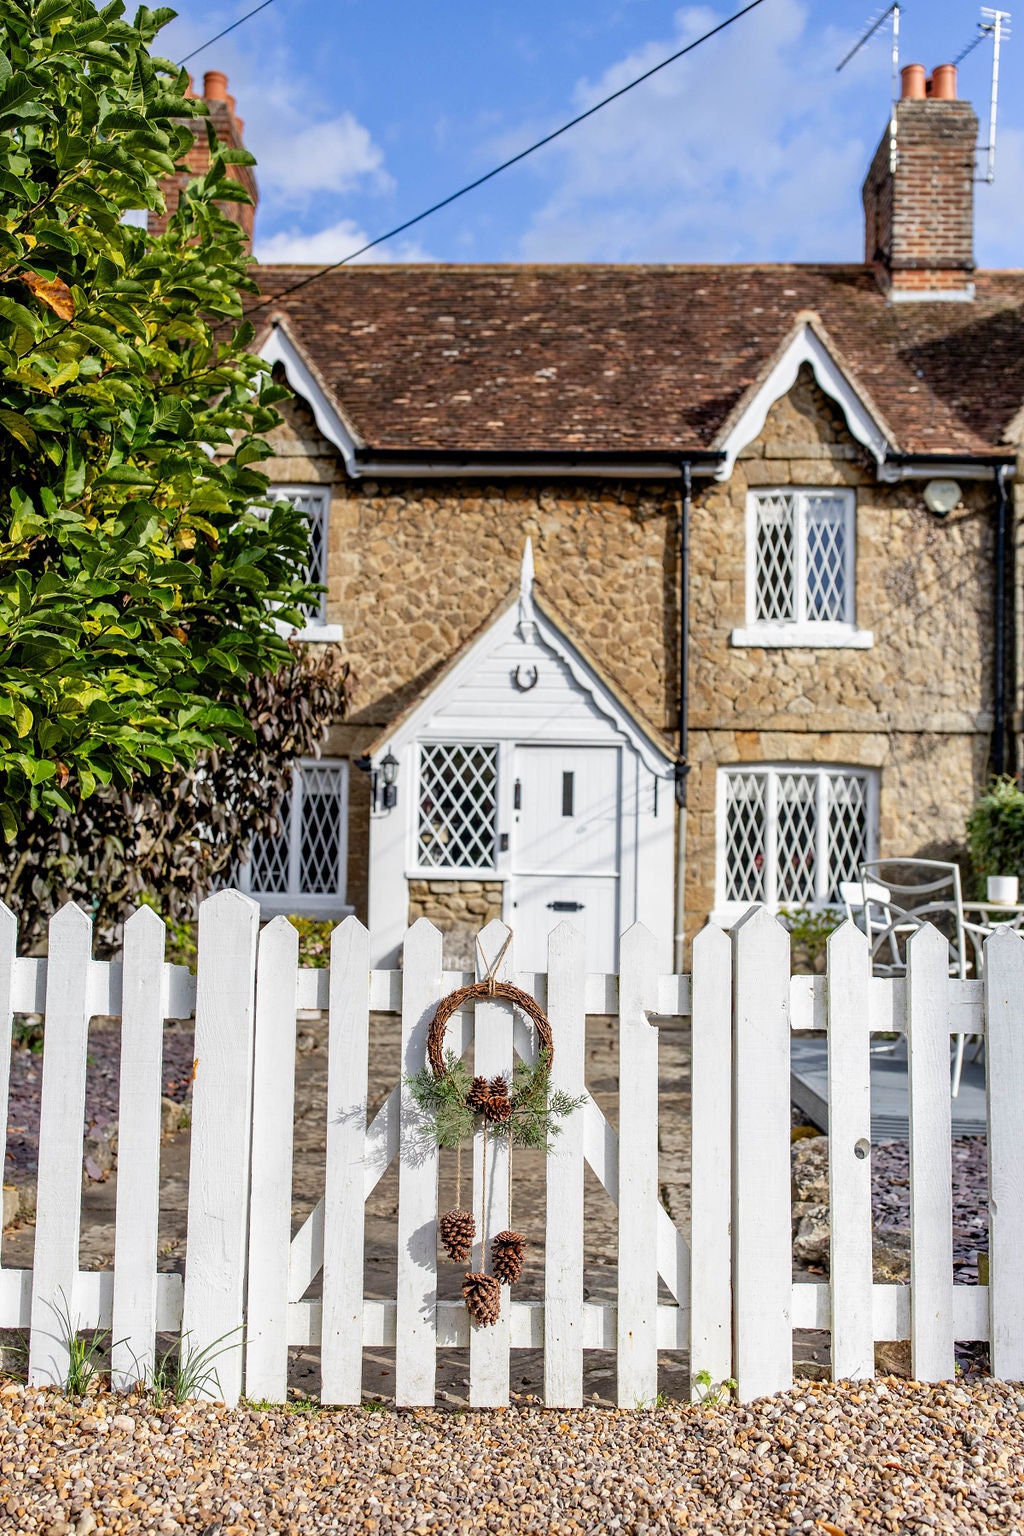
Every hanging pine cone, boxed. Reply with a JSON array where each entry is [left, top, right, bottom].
[[491, 1230, 528, 1285], [488, 1075, 509, 1098], [462, 1271, 501, 1326], [465, 1075, 491, 1114], [484, 1093, 513, 1124], [439, 1208, 476, 1263]]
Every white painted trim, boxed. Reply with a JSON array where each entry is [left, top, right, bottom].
[[888, 285, 976, 303], [714, 324, 892, 480], [713, 762, 879, 923], [731, 625, 873, 649], [878, 461, 1014, 483], [258, 326, 362, 475], [275, 620, 345, 644]]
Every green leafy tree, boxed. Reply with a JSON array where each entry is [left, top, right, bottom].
[[0, 0, 317, 837], [966, 776, 1024, 895]]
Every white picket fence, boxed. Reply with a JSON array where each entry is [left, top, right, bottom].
[[1, 892, 1023, 1408]]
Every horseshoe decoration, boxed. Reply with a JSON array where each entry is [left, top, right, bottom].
[[512, 664, 539, 692]]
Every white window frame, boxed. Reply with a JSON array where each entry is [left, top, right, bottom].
[[238, 757, 351, 918], [409, 738, 501, 879], [731, 488, 872, 649], [713, 762, 878, 924], [269, 484, 344, 643]]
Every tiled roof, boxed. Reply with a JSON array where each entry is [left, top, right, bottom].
[[253, 264, 1024, 458]]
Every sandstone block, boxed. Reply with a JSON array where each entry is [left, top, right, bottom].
[[791, 1135, 829, 1203]]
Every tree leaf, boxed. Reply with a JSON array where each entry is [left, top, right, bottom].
[[23, 271, 75, 320]]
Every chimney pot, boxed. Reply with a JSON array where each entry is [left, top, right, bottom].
[[901, 63, 926, 100], [203, 70, 228, 101], [226, 93, 237, 115], [930, 63, 958, 100]]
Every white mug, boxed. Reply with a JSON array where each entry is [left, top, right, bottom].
[[987, 875, 1019, 906]]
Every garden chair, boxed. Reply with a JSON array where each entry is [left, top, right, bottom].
[[859, 859, 978, 1096]]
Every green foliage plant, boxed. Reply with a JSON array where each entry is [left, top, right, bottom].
[[692, 1368, 737, 1407], [48, 1288, 123, 1396], [966, 776, 1024, 895], [779, 904, 843, 975], [0, 0, 321, 835], [407, 1046, 586, 1153], [146, 1325, 242, 1405]]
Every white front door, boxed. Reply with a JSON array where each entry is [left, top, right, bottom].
[[509, 744, 621, 972]]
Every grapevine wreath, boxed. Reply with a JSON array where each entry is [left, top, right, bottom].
[[407, 932, 586, 1326]]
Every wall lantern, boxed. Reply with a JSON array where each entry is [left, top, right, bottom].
[[380, 750, 399, 810], [923, 479, 961, 516]]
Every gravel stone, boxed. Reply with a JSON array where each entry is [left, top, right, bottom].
[[2, 1380, 1023, 1534]]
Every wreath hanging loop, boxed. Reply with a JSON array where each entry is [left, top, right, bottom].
[[426, 931, 554, 1078]]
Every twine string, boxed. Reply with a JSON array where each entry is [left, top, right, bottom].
[[455, 1140, 462, 1211], [476, 929, 514, 997], [480, 1120, 488, 1274]]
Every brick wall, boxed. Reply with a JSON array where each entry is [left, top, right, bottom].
[[862, 99, 978, 293], [149, 72, 257, 249]]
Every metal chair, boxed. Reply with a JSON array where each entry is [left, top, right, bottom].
[[859, 859, 976, 1096]]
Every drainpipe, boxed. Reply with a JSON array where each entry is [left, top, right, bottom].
[[993, 465, 1010, 776], [673, 461, 692, 972]]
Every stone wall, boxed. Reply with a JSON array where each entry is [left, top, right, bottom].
[[407, 880, 505, 968], [261, 364, 1000, 949]]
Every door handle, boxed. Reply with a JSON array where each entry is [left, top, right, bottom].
[[547, 900, 585, 912]]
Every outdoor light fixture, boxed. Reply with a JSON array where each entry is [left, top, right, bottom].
[[380, 750, 399, 810]]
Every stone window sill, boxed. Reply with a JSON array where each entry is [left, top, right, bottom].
[[730, 624, 873, 650]]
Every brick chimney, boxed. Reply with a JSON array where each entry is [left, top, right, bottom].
[[148, 71, 258, 251], [861, 63, 978, 300]]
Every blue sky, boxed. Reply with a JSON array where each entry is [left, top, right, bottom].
[[158, 1, 1024, 268]]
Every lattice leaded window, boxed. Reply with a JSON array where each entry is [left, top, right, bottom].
[[750, 490, 854, 628], [417, 744, 498, 871], [721, 766, 871, 909], [272, 488, 329, 622], [247, 761, 347, 896]]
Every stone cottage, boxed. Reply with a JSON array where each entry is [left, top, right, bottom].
[[179, 64, 1024, 969]]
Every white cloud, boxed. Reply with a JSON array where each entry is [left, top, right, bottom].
[[253, 218, 432, 265], [255, 112, 392, 200], [505, 1, 884, 263]]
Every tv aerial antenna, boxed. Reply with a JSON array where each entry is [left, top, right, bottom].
[[954, 8, 1011, 182], [837, 4, 902, 173]]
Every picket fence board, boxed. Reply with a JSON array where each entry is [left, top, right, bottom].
[[394, 919, 442, 1406], [29, 904, 94, 1387], [470, 921, 515, 1408], [1, 1269, 183, 1332], [732, 908, 793, 1402], [792, 1281, 989, 1341], [826, 922, 875, 1382], [544, 921, 587, 1407], [790, 973, 984, 1036], [8, 956, 195, 1022], [983, 927, 1024, 1380], [111, 907, 168, 1391], [245, 917, 301, 1403], [0, 903, 16, 1272], [616, 923, 660, 1407], [182, 891, 260, 1406], [906, 924, 955, 1383], [321, 917, 372, 1405], [689, 923, 733, 1396]]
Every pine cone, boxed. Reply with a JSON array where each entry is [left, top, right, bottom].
[[488, 1075, 509, 1098], [462, 1271, 501, 1327], [465, 1075, 491, 1114], [491, 1230, 527, 1285], [439, 1208, 476, 1264], [484, 1094, 513, 1124]]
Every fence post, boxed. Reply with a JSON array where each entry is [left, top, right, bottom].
[[732, 905, 792, 1401], [29, 904, 93, 1386], [617, 921, 659, 1408], [181, 890, 260, 1406], [111, 905, 167, 1390], [245, 916, 300, 1403], [544, 920, 586, 1408], [470, 920, 515, 1408], [0, 901, 16, 1273], [983, 926, 1024, 1379], [689, 922, 733, 1396], [826, 920, 874, 1381], [395, 919, 442, 1406], [906, 922, 954, 1382], [321, 916, 371, 1405]]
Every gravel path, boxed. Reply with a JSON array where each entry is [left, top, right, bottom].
[[1, 1378, 1022, 1535]]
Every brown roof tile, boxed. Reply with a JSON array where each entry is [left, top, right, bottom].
[[253, 264, 1024, 457]]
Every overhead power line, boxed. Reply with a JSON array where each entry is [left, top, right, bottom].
[[248, 0, 769, 314], [176, 0, 280, 68]]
